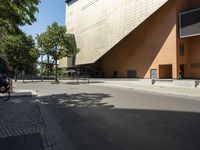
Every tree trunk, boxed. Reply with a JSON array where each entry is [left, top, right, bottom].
[[55, 59, 58, 83], [14, 68, 18, 82], [47, 55, 50, 76]]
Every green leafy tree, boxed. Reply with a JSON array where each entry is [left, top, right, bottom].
[[0, 0, 40, 79], [0, 33, 39, 81], [0, 0, 40, 34], [36, 22, 79, 83]]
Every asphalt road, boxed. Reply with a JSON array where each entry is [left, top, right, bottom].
[[14, 82, 200, 150]]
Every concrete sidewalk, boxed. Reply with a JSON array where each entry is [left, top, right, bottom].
[[90, 80, 200, 99], [11, 89, 37, 96], [15, 79, 200, 98], [57, 79, 200, 99]]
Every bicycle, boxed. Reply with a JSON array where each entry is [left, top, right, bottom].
[[0, 75, 11, 101]]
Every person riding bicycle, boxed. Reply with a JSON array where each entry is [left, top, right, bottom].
[[0, 74, 10, 92], [0, 74, 11, 101]]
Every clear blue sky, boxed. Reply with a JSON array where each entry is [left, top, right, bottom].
[[21, 0, 66, 38]]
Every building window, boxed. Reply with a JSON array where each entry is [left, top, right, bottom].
[[179, 44, 185, 56]]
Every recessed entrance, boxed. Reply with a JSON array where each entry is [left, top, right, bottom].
[[159, 64, 172, 79], [113, 71, 118, 78], [179, 64, 185, 79], [127, 70, 137, 78]]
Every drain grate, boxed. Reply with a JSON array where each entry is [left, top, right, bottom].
[[0, 133, 44, 150]]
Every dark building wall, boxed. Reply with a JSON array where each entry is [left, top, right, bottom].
[[177, 0, 200, 79], [187, 36, 200, 78]]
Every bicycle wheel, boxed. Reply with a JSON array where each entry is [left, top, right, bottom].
[[0, 86, 10, 101]]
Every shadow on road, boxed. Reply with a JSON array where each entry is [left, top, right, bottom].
[[38, 93, 113, 108], [63, 81, 104, 85], [36, 93, 200, 150]]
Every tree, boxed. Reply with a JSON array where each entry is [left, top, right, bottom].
[[0, 0, 40, 80], [0, 0, 40, 34], [0, 33, 39, 81], [36, 22, 79, 83]]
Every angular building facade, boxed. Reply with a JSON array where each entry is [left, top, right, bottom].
[[60, 0, 200, 79]]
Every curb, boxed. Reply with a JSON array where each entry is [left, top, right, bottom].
[[11, 89, 37, 97], [92, 83, 200, 99]]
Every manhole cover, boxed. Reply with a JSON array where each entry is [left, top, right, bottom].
[[0, 133, 44, 150]]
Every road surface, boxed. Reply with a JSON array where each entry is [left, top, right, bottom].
[[14, 82, 200, 150]]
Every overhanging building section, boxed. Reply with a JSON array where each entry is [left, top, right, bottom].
[[66, 0, 168, 65]]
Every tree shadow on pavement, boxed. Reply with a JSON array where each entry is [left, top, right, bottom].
[[63, 81, 104, 85], [37, 93, 200, 150], [38, 93, 114, 108]]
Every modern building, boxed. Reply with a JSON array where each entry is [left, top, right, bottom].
[[60, 0, 200, 79]]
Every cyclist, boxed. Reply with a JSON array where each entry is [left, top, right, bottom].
[[0, 74, 10, 91]]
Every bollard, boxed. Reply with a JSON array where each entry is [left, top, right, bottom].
[[195, 80, 199, 88], [151, 79, 155, 85]]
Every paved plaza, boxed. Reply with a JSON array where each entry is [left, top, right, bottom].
[[1, 81, 200, 150], [0, 95, 49, 150]]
